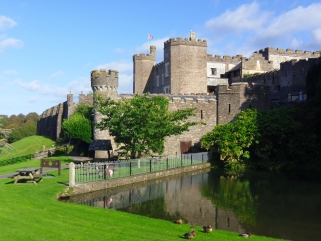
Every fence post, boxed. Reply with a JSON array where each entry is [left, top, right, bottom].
[[191, 154, 193, 165], [130, 162, 132, 176], [69, 162, 75, 187], [150, 159, 152, 172], [202, 153, 204, 163], [104, 162, 106, 180], [166, 158, 168, 170], [181, 152, 183, 167]]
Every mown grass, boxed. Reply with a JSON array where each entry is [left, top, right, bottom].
[[0, 169, 287, 240], [0, 136, 288, 240], [0, 135, 56, 161]]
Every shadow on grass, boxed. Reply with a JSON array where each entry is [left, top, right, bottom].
[[57, 181, 68, 186]]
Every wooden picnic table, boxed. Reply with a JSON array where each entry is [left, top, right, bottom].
[[12, 167, 43, 185]]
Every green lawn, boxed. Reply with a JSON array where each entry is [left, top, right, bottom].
[[0, 136, 288, 240], [0, 166, 288, 240]]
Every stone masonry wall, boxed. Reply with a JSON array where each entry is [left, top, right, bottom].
[[133, 46, 156, 94], [169, 39, 208, 94], [164, 95, 216, 155], [258, 47, 319, 69], [216, 82, 270, 125]]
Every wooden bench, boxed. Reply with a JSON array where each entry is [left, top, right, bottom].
[[40, 159, 61, 176]]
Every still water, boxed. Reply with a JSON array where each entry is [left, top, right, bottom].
[[71, 168, 321, 241]]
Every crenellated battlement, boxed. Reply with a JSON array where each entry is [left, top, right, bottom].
[[91, 69, 118, 79], [164, 37, 207, 48], [154, 61, 164, 68], [258, 47, 319, 57], [119, 93, 216, 103], [133, 46, 156, 61], [133, 53, 155, 61], [91, 69, 119, 97], [207, 54, 242, 63]]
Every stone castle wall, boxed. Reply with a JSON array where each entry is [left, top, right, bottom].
[[37, 93, 93, 141], [257, 47, 319, 69], [216, 83, 270, 125], [244, 57, 320, 101]]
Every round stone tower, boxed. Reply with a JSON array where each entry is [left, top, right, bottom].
[[91, 69, 119, 157]]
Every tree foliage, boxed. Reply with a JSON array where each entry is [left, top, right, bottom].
[[95, 93, 199, 158], [0, 113, 39, 143], [62, 113, 92, 143], [201, 109, 260, 165], [74, 103, 94, 121]]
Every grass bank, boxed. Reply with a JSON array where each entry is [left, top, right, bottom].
[[0, 166, 287, 240], [0, 135, 56, 161]]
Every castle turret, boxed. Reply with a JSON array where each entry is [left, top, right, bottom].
[[164, 31, 208, 94], [133, 46, 156, 94], [91, 69, 119, 157], [91, 69, 119, 99]]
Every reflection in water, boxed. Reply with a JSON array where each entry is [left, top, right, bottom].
[[71, 169, 321, 241]]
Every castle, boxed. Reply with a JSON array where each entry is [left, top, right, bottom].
[[37, 31, 320, 157]]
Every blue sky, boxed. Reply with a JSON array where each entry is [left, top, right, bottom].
[[1, 0, 321, 116]]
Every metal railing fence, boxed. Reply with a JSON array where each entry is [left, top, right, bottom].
[[74, 152, 210, 184]]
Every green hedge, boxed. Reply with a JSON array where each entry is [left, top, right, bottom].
[[0, 154, 33, 167]]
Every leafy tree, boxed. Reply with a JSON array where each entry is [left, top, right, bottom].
[[74, 103, 94, 121], [201, 109, 260, 169], [62, 113, 92, 143], [95, 93, 199, 158]]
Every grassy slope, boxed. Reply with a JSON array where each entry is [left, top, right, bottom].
[[0, 135, 56, 161]]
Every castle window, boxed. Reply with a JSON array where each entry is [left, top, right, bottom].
[[161, 74, 164, 85], [234, 70, 240, 77], [200, 110, 203, 119], [228, 104, 231, 113], [165, 63, 169, 77], [211, 68, 217, 76], [156, 76, 159, 87]]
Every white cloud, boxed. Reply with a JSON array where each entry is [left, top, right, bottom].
[[0, 16, 16, 30], [15, 79, 68, 97], [311, 29, 321, 42], [255, 3, 321, 45], [50, 71, 64, 78], [0, 37, 23, 52], [203, 1, 321, 56], [67, 77, 92, 94], [204, 2, 271, 35], [290, 38, 304, 49]]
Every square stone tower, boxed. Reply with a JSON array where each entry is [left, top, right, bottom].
[[164, 31, 208, 94], [133, 31, 208, 95]]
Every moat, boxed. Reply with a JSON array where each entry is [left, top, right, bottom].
[[70, 168, 321, 241]]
